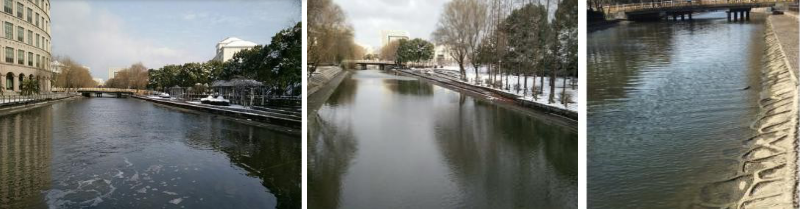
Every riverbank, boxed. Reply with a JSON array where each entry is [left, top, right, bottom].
[[0, 94, 79, 115], [696, 17, 799, 209], [393, 68, 578, 124], [769, 12, 798, 73], [132, 95, 301, 133], [308, 66, 345, 97], [588, 19, 621, 32], [307, 66, 348, 113]]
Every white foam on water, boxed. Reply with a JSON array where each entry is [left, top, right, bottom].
[[169, 198, 183, 205], [123, 157, 133, 167], [113, 170, 124, 179]]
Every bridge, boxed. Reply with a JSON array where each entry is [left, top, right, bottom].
[[601, 0, 793, 21], [343, 60, 397, 70], [53, 88, 146, 98]]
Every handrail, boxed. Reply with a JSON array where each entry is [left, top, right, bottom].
[[0, 92, 74, 105], [602, 0, 792, 13]]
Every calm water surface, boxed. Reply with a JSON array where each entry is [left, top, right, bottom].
[[588, 12, 765, 208], [0, 98, 300, 208], [309, 69, 577, 208]]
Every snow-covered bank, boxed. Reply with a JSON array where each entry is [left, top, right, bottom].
[[412, 66, 578, 112]]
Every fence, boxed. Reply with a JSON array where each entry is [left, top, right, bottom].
[[165, 86, 301, 108], [603, 0, 793, 13], [0, 93, 75, 106]]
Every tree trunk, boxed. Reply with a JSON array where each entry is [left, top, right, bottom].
[[561, 72, 568, 105], [549, 64, 557, 104]]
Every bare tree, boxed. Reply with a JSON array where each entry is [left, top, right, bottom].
[[433, 0, 487, 80], [54, 58, 97, 90], [308, 0, 359, 70]]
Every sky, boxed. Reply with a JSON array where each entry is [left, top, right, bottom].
[[50, 0, 300, 80], [335, 0, 450, 51], [334, 0, 559, 52]]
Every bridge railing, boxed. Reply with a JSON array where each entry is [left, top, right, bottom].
[[0, 93, 74, 106], [603, 0, 792, 13], [53, 87, 150, 95]]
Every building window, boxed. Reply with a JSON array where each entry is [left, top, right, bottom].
[[5, 47, 13, 63], [35, 33, 39, 48], [4, 0, 11, 14], [16, 26, 22, 42], [35, 13, 38, 27], [26, 7, 30, 22], [27, 52, 31, 66], [16, 49, 22, 65], [15, 2, 21, 18], [27, 29, 30, 45], [35, 54, 39, 68], [4, 22, 12, 39]]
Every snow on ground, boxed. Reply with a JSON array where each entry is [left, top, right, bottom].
[[423, 66, 578, 112]]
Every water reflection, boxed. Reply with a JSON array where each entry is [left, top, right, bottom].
[[310, 70, 577, 208], [0, 108, 52, 209], [588, 12, 765, 209], [1, 98, 300, 209]]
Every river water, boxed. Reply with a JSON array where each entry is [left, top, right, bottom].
[[309, 69, 577, 208], [588, 12, 767, 208], [0, 98, 300, 208]]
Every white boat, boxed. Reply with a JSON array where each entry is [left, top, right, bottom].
[[200, 95, 230, 106], [159, 93, 170, 98]]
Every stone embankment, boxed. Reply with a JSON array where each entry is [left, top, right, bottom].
[[307, 66, 348, 113], [308, 66, 345, 97], [394, 68, 578, 121], [133, 95, 301, 132], [693, 16, 798, 209]]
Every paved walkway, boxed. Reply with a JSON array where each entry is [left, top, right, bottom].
[[770, 12, 799, 73]]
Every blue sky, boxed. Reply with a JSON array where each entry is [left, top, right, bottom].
[[50, 0, 300, 80]]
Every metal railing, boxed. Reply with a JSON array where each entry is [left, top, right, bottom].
[[53, 87, 152, 95], [603, 0, 793, 13], [164, 87, 301, 108], [0, 93, 74, 105]]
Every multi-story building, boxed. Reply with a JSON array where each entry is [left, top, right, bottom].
[[108, 67, 123, 79], [380, 30, 409, 47], [0, 0, 52, 93], [213, 37, 257, 62], [434, 45, 455, 66]]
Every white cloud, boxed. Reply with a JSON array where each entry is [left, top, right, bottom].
[[51, 1, 204, 79]]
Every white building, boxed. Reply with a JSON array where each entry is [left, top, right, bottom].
[[380, 30, 409, 47], [213, 37, 258, 62], [108, 67, 124, 79], [92, 78, 104, 86], [0, 0, 54, 93], [50, 60, 63, 74], [434, 45, 455, 66]]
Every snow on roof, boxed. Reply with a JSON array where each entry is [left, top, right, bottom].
[[224, 40, 258, 48], [219, 37, 243, 44], [217, 37, 257, 48]]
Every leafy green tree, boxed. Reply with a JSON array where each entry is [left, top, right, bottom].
[[20, 79, 39, 95], [396, 38, 434, 66]]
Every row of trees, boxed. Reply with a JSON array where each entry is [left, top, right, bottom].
[[105, 63, 149, 89], [308, 0, 365, 72], [433, 0, 577, 104], [147, 22, 302, 95], [54, 58, 98, 90]]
